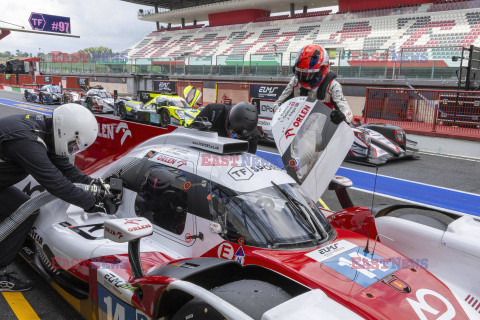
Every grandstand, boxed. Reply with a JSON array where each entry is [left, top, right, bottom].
[[125, 0, 480, 76]]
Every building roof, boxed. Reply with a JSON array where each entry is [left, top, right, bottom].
[[126, 0, 338, 24]]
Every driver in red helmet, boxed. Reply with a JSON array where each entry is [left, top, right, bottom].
[[274, 44, 353, 124]]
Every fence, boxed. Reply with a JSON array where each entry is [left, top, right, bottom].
[[364, 87, 480, 140], [40, 45, 468, 82]]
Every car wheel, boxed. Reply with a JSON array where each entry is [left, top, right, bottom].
[[119, 103, 127, 120], [159, 108, 171, 128], [171, 280, 292, 320], [40, 94, 46, 105]]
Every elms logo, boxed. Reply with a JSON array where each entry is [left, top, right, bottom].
[[98, 122, 132, 146], [258, 86, 278, 94]]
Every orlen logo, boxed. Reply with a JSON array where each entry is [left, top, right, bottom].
[[284, 105, 311, 139], [124, 219, 143, 225], [128, 224, 152, 232], [105, 226, 123, 239], [98, 122, 132, 145]]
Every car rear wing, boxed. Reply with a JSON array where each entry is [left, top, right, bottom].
[[137, 90, 178, 103]]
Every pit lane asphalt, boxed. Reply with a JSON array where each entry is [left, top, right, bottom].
[[1, 90, 479, 319]]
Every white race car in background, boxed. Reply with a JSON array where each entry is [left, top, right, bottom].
[[256, 99, 419, 165], [347, 121, 419, 165], [77, 86, 114, 113]]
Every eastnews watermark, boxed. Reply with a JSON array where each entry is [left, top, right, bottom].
[[352, 257, 429, 270]]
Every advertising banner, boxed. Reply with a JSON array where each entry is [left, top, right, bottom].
[[153, 80, 176, 93], [249, 84, 286, 101]]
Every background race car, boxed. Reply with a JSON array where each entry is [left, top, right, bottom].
[[77, 86, 115, 113], [347, 120, 419, 165], [114, 91, 200, 127], [62, 90, 81, 104], [24, 85, 64, 105]]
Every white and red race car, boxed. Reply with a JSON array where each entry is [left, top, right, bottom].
[[9, 97, 479, 319], [256, 99, 418, 165]]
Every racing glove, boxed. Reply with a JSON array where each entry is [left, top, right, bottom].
[[272, 103, 279, 113], [85, 194, 120, 215], [299, 87, 309, 97], [330, 109, 346, 125], [85, 179, 121, 215]]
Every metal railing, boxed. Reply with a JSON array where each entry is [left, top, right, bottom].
[[364, 87, 480, 139], [40, 46, 468, 82]]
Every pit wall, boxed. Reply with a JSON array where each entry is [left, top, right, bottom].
[[0, 75, 367, 116]]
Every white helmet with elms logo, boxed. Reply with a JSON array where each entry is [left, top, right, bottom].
[[52, 103, 98, 156]]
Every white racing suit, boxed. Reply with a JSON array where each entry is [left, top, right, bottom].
[[275, 72, 353, 123]]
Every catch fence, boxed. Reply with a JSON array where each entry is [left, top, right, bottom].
[[364, 88, 480, 140]]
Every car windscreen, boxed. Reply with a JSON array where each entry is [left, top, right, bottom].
[[169, 98, 188, 108], [210, 183, 332, 249], [47, 86, 61, 93], [99, 90, 111, 98]]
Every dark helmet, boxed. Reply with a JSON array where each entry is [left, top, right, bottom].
[[143, 169, 175, 199], [226, 102, 258, 137]]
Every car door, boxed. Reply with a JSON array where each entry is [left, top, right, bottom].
[[271, 97, 354, 202]]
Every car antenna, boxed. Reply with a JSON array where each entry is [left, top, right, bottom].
[[363, 164, 379, 254]]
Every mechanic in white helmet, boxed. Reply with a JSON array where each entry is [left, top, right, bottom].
[[0, 104, 114, 292], [274, 44, 353, 124]]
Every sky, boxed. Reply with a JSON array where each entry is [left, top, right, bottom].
[[0, 0, 155, 54], [0, 1, 338, 56]]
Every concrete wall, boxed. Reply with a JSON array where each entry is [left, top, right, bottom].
[[346, 96, 366, 117]]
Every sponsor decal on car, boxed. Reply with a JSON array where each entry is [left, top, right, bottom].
[[98, 272, 152, 319], [306, 240, 357, 262], [217, 243, 235, 260], [228, 166, 253, 181], [105, 226, 123, 240], [234, 246, 245, 265], [307, 240, 400, 287]]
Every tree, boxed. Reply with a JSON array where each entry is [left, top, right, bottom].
[[78, 46, 112, 53]]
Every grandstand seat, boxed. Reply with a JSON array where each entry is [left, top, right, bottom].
[[127, 2, 480, 68]]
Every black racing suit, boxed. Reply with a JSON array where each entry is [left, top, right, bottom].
[[0, 114, 96, 268], [193, 103, 260, 153]]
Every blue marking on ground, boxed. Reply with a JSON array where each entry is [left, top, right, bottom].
[[256, 150, 480, 216]]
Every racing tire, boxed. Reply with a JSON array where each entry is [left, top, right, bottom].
[[119, 103, 127, 120], [171, 280, 292, 320], [159, 108, 171, 128], [39, 94, 46, 105]]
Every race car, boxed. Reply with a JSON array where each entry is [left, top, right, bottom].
[[346, 120, 419, 165], [77, 87, 115, 113], [9, 97, 477, 320], [24, 85, 64, 105], [62, 90, 81, 104], [114, 91, 201, 127]]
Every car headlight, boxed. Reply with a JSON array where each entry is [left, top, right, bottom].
[[355, 131, 371, 148], [174, 109, 185, 119], [394, 129, 406, 144]]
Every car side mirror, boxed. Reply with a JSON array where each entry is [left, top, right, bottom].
[[104, 218, 153, 278]]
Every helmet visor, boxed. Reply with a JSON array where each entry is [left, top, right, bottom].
[[295, 68, 319, 83], [67, 139, 84, 155]]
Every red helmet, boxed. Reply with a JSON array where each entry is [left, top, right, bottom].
[[293, 45, 329, 89]]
